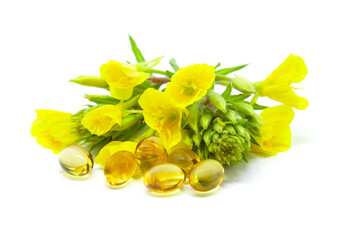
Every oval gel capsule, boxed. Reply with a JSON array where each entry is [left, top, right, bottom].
[[135, 137, 167, 173], [189, 159, 224, 192], [59, 146, 93, 176], [104, 151, 137, 186], [143, 163, 186, 193], [168, 148, 200, 178]]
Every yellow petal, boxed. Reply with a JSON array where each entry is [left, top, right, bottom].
[[81, 105, 122, 136], [109, 86, 134, 100], [95, 141, 137, 168]]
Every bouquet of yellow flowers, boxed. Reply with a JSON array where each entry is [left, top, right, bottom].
[[31, 36, 308, 193]]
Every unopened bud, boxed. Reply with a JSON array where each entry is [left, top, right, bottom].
[[232, 75, 255, 94], [208, 90, 227, 113], [192, 131, 202, 147], [188, 102, 202, 133], [200, 108, 214, 130], [235, 102, 255, 117], [225, 109, 239, 124], [118, 114, 142, 130], [70, 75, 108, 88]]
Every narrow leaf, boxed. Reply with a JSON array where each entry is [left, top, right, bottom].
[[227, 93, 252, 103], [221, 84, 232, 99], [169, 58, 180, 72], [214, 62, 221, 69], [216, 64, 248, 75], [128, 35, 146, 63]]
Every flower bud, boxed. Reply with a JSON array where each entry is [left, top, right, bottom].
[[224, 125, 236, 135], [182, 130, 194, 148], [70, 75, 108, 88], [225, 109, 239, 124], [213, 122, 224, 133], [187, 102, 202, 133], [235, 102, 255, 117], [192, 131, 202, 147], [232, 75, 255, 94], [234, 124, 246, 137], [208, 90, 227, 113], [118, 114, 142, 131], [203, 129, 213, 146], [200, 108, 214, 130]]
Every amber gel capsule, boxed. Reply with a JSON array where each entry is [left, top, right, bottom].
[[189, 159, 224, 192], [143, 163, 186, 193], [168, 149, 200, 178], [104, 151, 137, 186], [59, 146, 93, 176], [135, 137, 167, 173]]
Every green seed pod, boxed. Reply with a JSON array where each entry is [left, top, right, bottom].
[[235, 102, 255, 117], [208, 90, 227, 113]]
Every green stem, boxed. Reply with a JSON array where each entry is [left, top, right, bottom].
[[117, 95, 140, 109], [249, 92, 260, 106], [124, 110, 143, 114], [145, 69, 169, 76], [215, 74, 232, 81]]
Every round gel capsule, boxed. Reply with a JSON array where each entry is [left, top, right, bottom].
[[59, 146, 93, 176], [135, 137, 167, 174], [168, 148, 200, 178], [143, 163, 186, 193], [104, 151, 137, 186], [189, 159, 224, 192]]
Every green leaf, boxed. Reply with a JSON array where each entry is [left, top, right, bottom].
[[252, 103, 268, 110], [216, 64, 248, 75], [128, 35, 146, 63], [169, 58, 180, 72], [227, 93, 252, 103], [250, 135, 261, 147], [221, 84, 232, 99], [214, 63, 221, 69], [165, 70, 174, 78]]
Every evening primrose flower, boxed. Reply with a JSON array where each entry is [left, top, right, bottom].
[[95, 141, 137, 168], [31, 110, 78, 154], [81, 105, 122, 136], [100, 60, 149, 100], [255, 54, 309, 110], [139, 88, 183, 151], [251, 105, 295, 156], [165, 64, 215, 108]]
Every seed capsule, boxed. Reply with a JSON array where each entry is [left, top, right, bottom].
[[104, 151, 137, 186], [59, 146, 93, 176], [168, 149, 200, 178], [143, 163, 186, 193], [135, 137, 167, 173], [189, 159, 224, 192]]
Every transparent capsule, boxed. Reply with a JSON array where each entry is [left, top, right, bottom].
[[189, 159, 224, 192], [143, 163, 186, 193], [168, 148, 200, 178], [135, 137, 167, 173], [59, 146, 93, 176], [104, 151, 137, 186]]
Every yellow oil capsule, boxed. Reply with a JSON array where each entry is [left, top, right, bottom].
[[143, 163, 186, 193], [189, 159, 224, 192], [104, 151, 137, 186], [135, 137, 167, 173], [168, 148, 200, 178], [59, 146, 93, 176]]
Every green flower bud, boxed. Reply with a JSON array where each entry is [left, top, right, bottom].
[[187, 102, 202, 133], [235, 102, 255, 117], [118, 114, 142, 130], [232, 75, 256, 94], [225, 109, 239, 124], [70, 75, 108, 88], [192, 131, 202, 147], [208, 89, 227, 113], [200, 108, 214, 130], [203, 129, 213, 146], [213, 122, 224, 133], [234, 124, 246, 137], [224, 125, 236, 135], [212, 132, 220, 142], [182, 130, 194, 148]]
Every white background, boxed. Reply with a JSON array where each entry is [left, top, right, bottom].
[[1, 0, 359, 239]]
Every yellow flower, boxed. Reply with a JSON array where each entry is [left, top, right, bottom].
[[81, 105, 122, 136], [165, 64, 215, 108], [31, 110, 78, 154], [95, 141, 137, 168], [256, 54, 309, 110], [100, 60, 149, 100], [139, 88, 183, 152], [251, 105, 295, 156]]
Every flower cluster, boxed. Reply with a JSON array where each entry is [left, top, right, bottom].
[[31, 36, 308, 169]]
